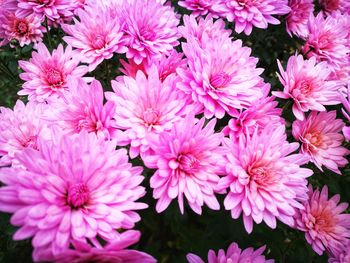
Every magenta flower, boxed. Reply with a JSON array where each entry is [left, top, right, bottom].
[[223, 95, 284, 141], [178, 18, 265, 119], [295, 185, 350, 256], [106, 67, 190, 158], [0, 10, 45, 47], [329, 240, 350, 263], [0, 131, 147, 261], [187, 242, 274, 263], [319, 0, 350, 14], [53, 230, 156, 263], [302, 12, 350, 73], [340, 84, 350, 140], [222, 0, 291, 35], [18, 43, 89, 103], [62, 3, 127, 71], [16, 0, 74, 24], [292, 111, 349, 174], [286, 0, 314, 38], [178, 0, 225, 17], [219, 125, 312, 233], [273, 54, 341, 120], [46, 77, 117, 140], [0, 100, 49, 166], [143, 115, 227, 215], [119, 0, 180, 64]]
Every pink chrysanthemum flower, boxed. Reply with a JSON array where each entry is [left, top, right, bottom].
[[178, 25, 265, 118], [218, 125, 312, 233], [53, 231, 156, 263], [16, 0, 74, 24], [178, 0, 225, 17], [179, 15, 232, 49], [329, 240, 350, 263], [0, 131, 147, 261], [340, 84, 350, 140], [143, 115, 227, 215], [0, 100, 49, 167], [302, 12, 350, 73], [273, 54, 341, 121], [292, 111, 349, 174], [222, 0, 291, 35], [18, 42, 89, 103], [0, 10, 45, 47], [222, 95, 284, 141], [319, 0, 350, 14], [120, 50, 187, 81], [46, 77, 117, 140], [286, 0, 314, 38], [106, 67, 190, 158], [187, 242, 274, 263], [295, 185, 350, 256], [119, 0, 180, 64], [62, 3, 127, 71]]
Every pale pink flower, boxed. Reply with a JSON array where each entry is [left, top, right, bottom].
[[292, 111, 349, 174], [119, 0, 180, 64], [53, 230, 156, 263], [178, 23, 265, 118], [302, 12, 350, 74], [0, 11, 45, 47], [62, 3, 127, 71], [218, 125, 312, 233], [340, 84, 350, 140], [45, 77, 117, 140], [18, 43, 89, 103], [106, 67, 190, 158], [143, 115, 227, 215], [273, 54, 341, 120], [16, 0, 75, 24], [222, 0, 291, 35], [319, 0, 350, 14], [179, 15, 232, 49], [223, 95, 284, 141], [187, 242, 274, 263], [0, 100, 50, 166], [286, 0, 314, 38], [295, 185, 350, 256], [178, 0, 225, 17], [328, 240, 350, 263], [0, 131, 147, 261]]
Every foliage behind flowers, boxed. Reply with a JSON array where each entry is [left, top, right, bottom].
[[0, 0, 349, 262]]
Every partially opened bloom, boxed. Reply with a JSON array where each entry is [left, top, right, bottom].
[[0, 131, 147, 261], [286, 0, 314, 38], [62, 3, 127, 71], [0, 11, 45, 47], [46, 77, 117, 140], [295, 186, 350, 256], [319, 0, 350, 14], [329, 240, 350, 263], [106, 67, 190, 158], [187, 242, 274, 263], [222, 0, 291, 35], [273, 54, 341, 120], [119, 0, 180, 64], [178, 22, 265, 119], [53, 230, 156, 263], [340, 84, 350, 140], [18, 43, 89, 103], [292, 111, 349, 174], [219, 125, 312, 233], [0, 100, 49, 166], [143, 115, 227, 215]]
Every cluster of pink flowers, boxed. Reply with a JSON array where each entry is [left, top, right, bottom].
[[0, 0, 349, 262]]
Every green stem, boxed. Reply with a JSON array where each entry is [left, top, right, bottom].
[[45, 18, 53, 50]]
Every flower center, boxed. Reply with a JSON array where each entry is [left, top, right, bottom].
[[249, 166, 268, 181], [21, 135, 38, 149], [320, 0, 339, 12], [210, 72, 231, 89], [304, 132, 322, 148], [46, 68, 64, 88], [139, 26, 156, 42], [92, 35, 106, 49], [178, 154, 200, 174], [67, 183, 90, 208], [143, 108, 159, 126], [15, 21, 28, 35]]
